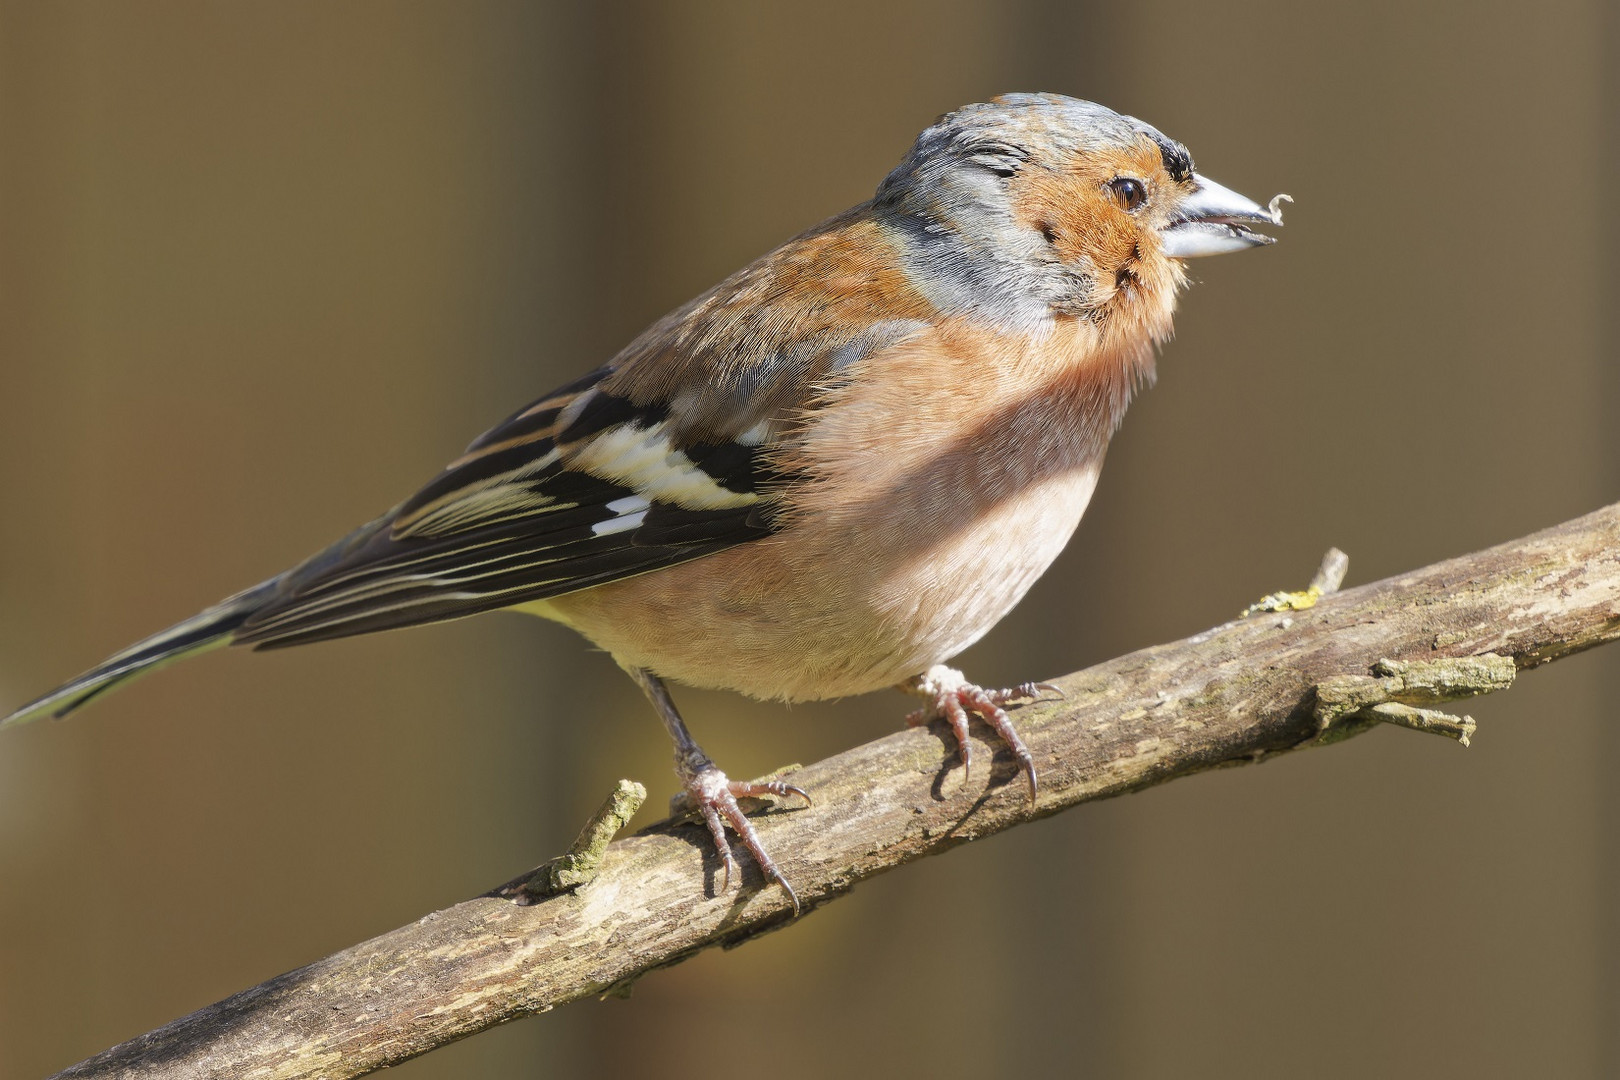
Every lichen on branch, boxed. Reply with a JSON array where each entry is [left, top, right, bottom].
[[51, 504, 1620, 1080]]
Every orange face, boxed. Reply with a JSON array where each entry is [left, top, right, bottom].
[[1008, 134, 1191, 326]]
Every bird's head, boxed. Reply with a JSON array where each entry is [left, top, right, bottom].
[[876, 93, 1286, 336]]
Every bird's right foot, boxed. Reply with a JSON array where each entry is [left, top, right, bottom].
[[903, 664, 1058, 803]]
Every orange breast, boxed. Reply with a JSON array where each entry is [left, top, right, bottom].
[[532, 315, 1148, 701]]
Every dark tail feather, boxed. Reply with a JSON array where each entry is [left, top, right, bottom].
[[1, 578, 282, 729]]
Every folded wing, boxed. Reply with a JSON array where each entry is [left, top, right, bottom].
[[235, 366, 784, 647]]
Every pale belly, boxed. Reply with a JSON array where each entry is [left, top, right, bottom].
[[522, 461, 1101, 702]]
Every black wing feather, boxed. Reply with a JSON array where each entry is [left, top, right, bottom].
[[234, 369, 784, 649]]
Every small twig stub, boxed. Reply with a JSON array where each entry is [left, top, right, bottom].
[[1312, 653, 1515, 745], [493, 779, 647, 902], [1242, 546, 1351, 616]]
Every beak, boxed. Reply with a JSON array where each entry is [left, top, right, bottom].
[[1160, 174, 1290, 258]]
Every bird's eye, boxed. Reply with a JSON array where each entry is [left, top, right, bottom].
[[1109, 177, 1147, 212]]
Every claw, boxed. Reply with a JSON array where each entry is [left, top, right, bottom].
[[943, 692, 974, 780], [701, 769, 804, 910], [631, 667, 807, 914], [903, 664, 1042, 805], [739, 777, 813, 809], [1004, 680, 1064, 704], [680, 764, 805, 914]]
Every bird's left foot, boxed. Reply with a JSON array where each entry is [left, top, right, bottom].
[[670, 750, 810, 913], [902, 664, 1056, 803], [629, 666, 810, 913]]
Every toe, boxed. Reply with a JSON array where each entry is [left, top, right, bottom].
[[729, 777, 813, 808], [678, 761, 803, 913], [941, 694, 974, 778]]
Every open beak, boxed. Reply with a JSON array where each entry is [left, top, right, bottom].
[[1160, 174, 1290, 258]]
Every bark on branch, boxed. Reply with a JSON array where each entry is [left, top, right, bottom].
[[53, 504, 1620, 1080]]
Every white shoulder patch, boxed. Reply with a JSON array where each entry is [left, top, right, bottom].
[[568, 422, 758, 510]]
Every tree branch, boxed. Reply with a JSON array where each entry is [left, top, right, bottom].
[[53, 504, 1620, 1080]]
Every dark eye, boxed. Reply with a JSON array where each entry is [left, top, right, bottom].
[[1109, 177, 1147, 212]]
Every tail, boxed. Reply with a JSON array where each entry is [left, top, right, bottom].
[[1, 578, 282, 729]]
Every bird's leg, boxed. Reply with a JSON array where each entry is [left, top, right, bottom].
[[628, 667, 808, 914], [902, 664, 1057, 804]]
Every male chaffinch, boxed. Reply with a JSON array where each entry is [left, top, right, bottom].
[[3, 93, 1285, 911]]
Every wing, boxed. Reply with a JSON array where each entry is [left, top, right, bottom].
[[234, 366, 780, 647], [235, 208, 933, 649]]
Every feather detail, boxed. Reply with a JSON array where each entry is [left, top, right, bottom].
[[228, 209, 938, 649], [0, 580, 281, 726], [233, 402, 781, 647]]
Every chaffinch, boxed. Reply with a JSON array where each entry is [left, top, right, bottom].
[[3, 94, 1285, 911]]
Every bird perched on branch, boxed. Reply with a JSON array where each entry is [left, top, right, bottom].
[[3, 94, 1285, 912]]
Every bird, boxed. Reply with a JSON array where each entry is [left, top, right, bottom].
[[2, 93, 1286, 912]]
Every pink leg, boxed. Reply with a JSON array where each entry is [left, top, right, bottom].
[[630, 667, 810, 914], [904, 665, 1060, 803]]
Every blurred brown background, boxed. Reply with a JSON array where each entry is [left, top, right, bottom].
[[1, 2, 1614, 1077]]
